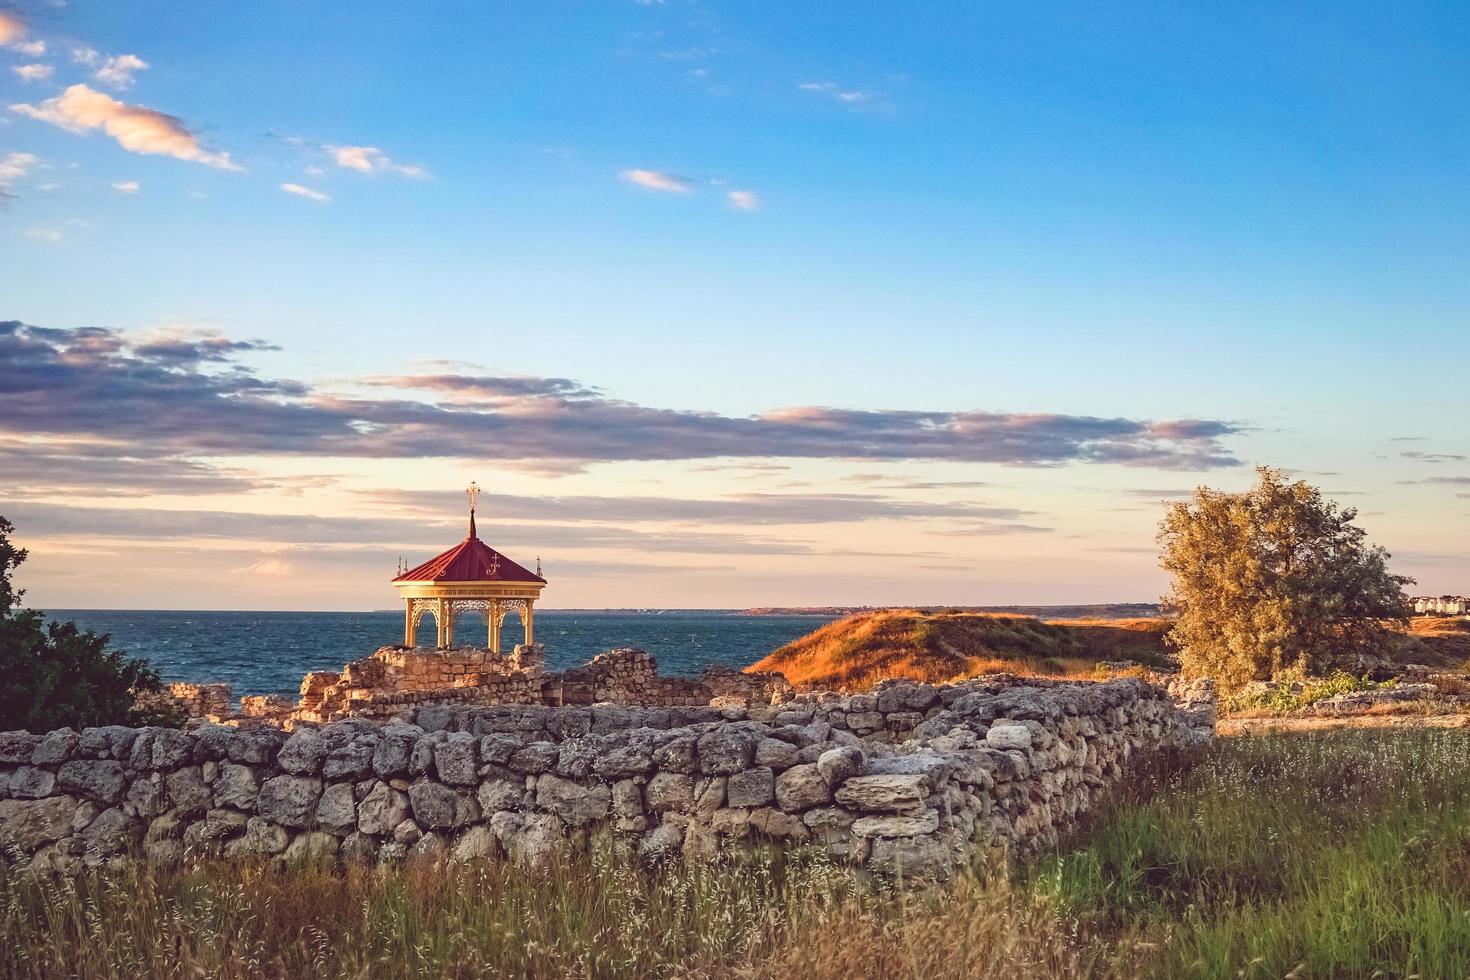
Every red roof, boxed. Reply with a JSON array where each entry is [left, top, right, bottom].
[[394, 534, 545, 584]]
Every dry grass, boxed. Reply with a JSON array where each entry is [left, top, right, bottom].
[[1401, 616, 1470, 666], [747, 610, 1171, 690], [7, 731, 1470, 978]]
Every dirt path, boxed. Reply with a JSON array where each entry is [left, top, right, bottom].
[[1219, 713, 1470, 736]]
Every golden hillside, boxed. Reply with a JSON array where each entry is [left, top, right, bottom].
[[1402, 616, 1470, 666], [746, 609, 1172, 691]]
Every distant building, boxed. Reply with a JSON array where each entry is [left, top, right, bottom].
[[1411, 595, 1470, 615]]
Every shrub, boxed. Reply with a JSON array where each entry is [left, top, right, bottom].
[[1159, 467, 1413, 691], [0, 516, 180, 731]]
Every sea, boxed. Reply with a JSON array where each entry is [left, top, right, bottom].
[[45, 609, 837, 700]]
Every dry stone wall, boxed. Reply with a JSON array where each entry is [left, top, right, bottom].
[[6, 677, 1208, 878]]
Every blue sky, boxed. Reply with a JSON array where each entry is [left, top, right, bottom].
[[2, 1, 1467, 609]]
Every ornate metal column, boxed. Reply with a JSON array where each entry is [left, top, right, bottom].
[[524, 600, 534, 647], [403, 599, 413, 646], [489, 598, 501, 653]]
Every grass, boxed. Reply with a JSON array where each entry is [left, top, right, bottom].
[[1403, 615, 1470, 667], [4, 729, 1469, 978], [747, 609, 1172, 689], [1222, 670, 1390, 715]]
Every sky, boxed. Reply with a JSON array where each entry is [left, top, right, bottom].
[[1, 0, 1467, 611]]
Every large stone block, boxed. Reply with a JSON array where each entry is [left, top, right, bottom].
[[358, 781, 410, 835], [535, 774, 611, 826], [0, 795, 76, 850], [57, 759, 126, 804], [833, 774, 928, 813], [726, 767, 775, 808], [257, 775, 322, 828], [774, 764, 830, 812]]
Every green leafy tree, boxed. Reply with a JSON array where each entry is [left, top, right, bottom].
[[1158, 467, 1413, 689], [0, 516, 181, 731]]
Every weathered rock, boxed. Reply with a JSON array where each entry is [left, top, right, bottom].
[[639, 821, 684, 861], [476, 776, 524, 813], [409, 781, 474, 830], [834, 774, 929, 812], [165, 767, 211, 815], [57, 760, 126, 804], [434, 733, 479, 785], [32, 729, 79, 766], [697, 728, 756, 774], [817, 746, 864, 785], [775, 763, 830, 811], [450, 824, 499, 862], [0, 732, 42, 764], [986, 725, 1033, 751], [726, 767, 775, 808], [509, 741, 559, 774], [315, 782, 357, 834], [0, 795, 76, 850], [358, 781, 410, 835], [852, 808, 940, 837], [277, 730, 328, 775], [226, 729, 286, 765], [536, 774, 611, 826], [645, 772, 695, 813], [256, 775, 322, 829], [373, 729, 417, 777], [284, 830, 339, 863], [224, 817, 289, 857], [322, 739, 377, 781], [10, 767, 55, 799], [150, 729, 193, 770], [214, 763, 259, 810]]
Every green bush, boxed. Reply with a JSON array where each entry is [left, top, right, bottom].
[[0, 516, 180, 732]]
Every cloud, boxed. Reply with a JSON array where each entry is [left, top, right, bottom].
[[1123, 487, 1197, 499], [727, 189, 759, 210], [10, 85, 241, 171], [799, 81, 874, 105], [237, 558, 292, 576], [620, 168, 692, 193], [0, 320, 1244, 472], [0, 10, 25, 47], [0, 151, 41, 202], [280, 182, 330, 202], [358, 488, 1033, 526], [111, 179, 139, 194], [13, 39, 43, 57], [12, 63, 51, 82], [1400, 476, 1470, 487], [93, 53, 148, 89], [327, 144, 428, 178], [1402, 451, 1468, 463], [0, 440, 266, 497], [23, 227, 63, 242]]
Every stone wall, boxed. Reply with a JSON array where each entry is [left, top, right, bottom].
[[0, 676, 1207, 877], [134, 682, 233, 722], [286, 645, 792, 724]]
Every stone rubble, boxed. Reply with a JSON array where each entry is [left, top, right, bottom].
[[1, 674, 1209, 878]]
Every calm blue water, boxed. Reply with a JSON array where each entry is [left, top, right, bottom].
[[45, 610, 836, 699]]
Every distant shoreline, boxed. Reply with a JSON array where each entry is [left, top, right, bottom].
[[44, 604, 1163, 618]]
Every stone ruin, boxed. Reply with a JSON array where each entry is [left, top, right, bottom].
[[147, 646, 795, 728], [0, 674, 1213, 878]]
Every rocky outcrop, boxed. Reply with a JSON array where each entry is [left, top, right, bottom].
[[10, 676, 1207, 878]]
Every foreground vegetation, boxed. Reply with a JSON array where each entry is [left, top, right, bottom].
[[4, 728, 1467, 978], [748, 609, 1171, 689]]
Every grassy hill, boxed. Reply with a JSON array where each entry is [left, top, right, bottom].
[[746, 609, 1172, 691], [1402, 616, 1470, 666]]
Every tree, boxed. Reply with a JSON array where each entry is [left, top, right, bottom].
[[1158, 467, 1413, 689], [0, 516, 180, 731]]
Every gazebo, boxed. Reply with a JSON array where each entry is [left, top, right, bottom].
[[392, 483, 546, 651]]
